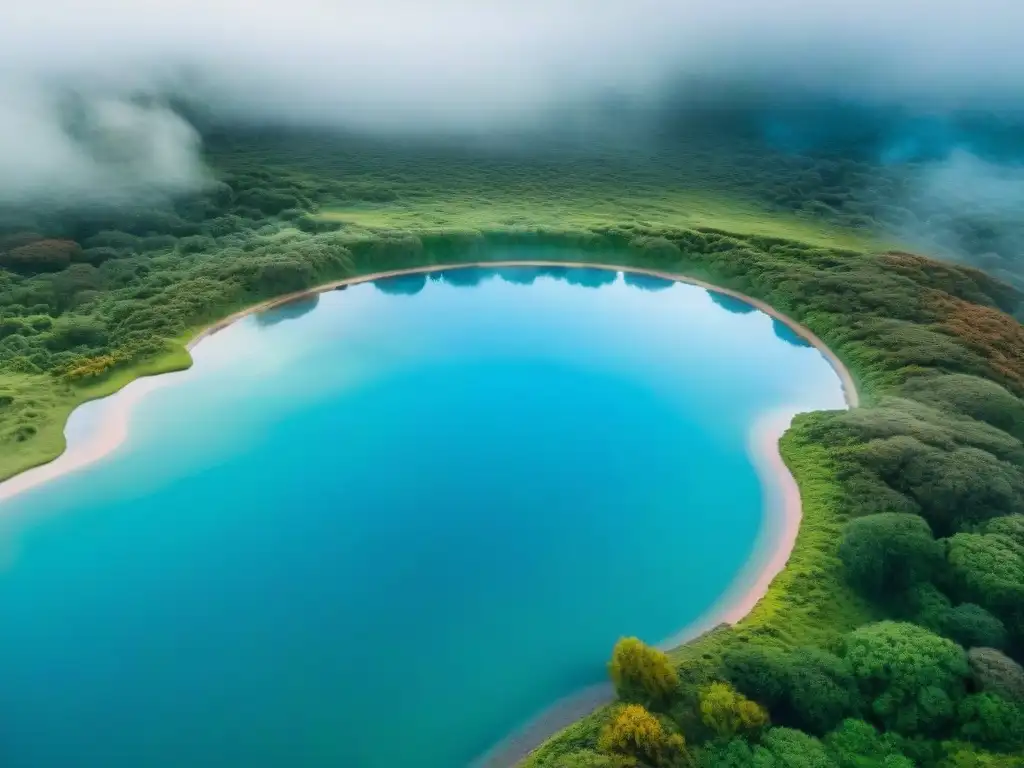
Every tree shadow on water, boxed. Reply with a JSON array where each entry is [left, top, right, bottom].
[[772, 317, 813, 348], [709, 291, 756, 314], [373, 273, 428, 296], [255, 294, 320, 326], [624, 273, 674, 292]]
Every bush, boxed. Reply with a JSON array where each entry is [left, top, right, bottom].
[[598, 705, 688, 768], [759, 727, 838, 768], [608, 637, 679, 707], [844, 622, 969, 735], [945, 533, 1024, 641], [839, 513, 941, 598], [721, 645, 857, 735], [859, 438, 1024, 534], [955, 693, 1024, 751], [984, 516, 1024, 548], [900, 374, 1024, 441], [941, 604, 1008, 651], [823, 719, 913, 768], [697, 682, 768, 739], [46, 317, 107, 350], [967, 648, 1024, 703]]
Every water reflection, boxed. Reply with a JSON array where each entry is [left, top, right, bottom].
[[565, 268, 617, 289], [772, 317, 812, 348], [374, 274, 428, 296], [438, 267, 492, 288], [624, 274, 674, 292], [495, 266, 543, 285], [709, 292, 756, 315], [255, 295, 320, 326]]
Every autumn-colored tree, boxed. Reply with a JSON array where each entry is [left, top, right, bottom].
[[598, 704, 688, 768], [608, 637, 679, 707], [698, 681, 769, 739]]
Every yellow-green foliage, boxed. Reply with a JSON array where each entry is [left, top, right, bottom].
[[598, 705, 688, 768], [697, 682, 769, 739], [609, 637, 680, 707]]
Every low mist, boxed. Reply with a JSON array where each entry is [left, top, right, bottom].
[[3, 1, 1024, 277]]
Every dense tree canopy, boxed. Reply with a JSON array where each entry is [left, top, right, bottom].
[[844, 622, 969, 735], [838, 513, 941, 598]]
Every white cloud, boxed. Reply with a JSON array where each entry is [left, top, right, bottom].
[[2, 0, 1023, 201]]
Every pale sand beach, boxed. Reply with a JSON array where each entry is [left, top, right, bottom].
[[0, 260, 859, 766], [474, 406, 818, 768], [0, 260, 857, 506]]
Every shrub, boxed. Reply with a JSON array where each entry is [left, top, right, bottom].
[[955, 693, 1024, 751], [941, 604, 1008, 651], [721, 645, 857, 735], [598, 705, 688, 768], [967, 648, 1024, 703], [608, 637, 679, 707], [945, 533, 1024, 639], [697, 682, 768, 739], [824, 719, 913, 768], [839, 513, 941, 598], [844, 622, 969, 735]]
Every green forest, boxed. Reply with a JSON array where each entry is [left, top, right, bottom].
[[1, 130, 1024, 766]]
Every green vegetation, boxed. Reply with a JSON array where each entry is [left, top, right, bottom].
[[1, 130, 1023, 765]]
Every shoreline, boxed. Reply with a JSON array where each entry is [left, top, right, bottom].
[[0, 259, 860, 762], [0, 259, 858, 506], [475, 407, 809, 768]]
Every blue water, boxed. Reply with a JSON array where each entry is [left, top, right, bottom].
[[0, 263, 845, 767]]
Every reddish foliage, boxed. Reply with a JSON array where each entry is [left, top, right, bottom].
[[0, 239, 82, 272], [927, 288, 1024, 394], [882, 251, 1021, 314]]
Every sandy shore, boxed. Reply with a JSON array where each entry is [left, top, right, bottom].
[[474, 406, 811, 768], [0, 259, 860, 763], [0, 259, 858, 507]]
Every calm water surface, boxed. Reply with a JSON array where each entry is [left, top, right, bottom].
[[0, 262, 845, 767]]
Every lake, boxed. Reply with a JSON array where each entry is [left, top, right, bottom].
[[0, 261, 846, 767]]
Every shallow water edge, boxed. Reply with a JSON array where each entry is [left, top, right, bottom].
[[0, 261, 859, 766], [0, 260, 858, 507]]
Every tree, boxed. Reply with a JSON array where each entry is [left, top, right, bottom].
[[900, 374, 1024, 441], [823, 719, 913, 768], [838, 513, 941, 598], [609, 637, 679, 707], [698, 682, 769, 739], [721, 645, 792, 713], [598, 704, 688, 768], [844, 622, 969, 735], [721, 645, 857, 735], [697, 738, 774, 768], [759, 727, 839, 768], [785, 648, 860, 735], [955, 694, 1024, 751], [945, 533, 1024, 642], [967, 648, 1024, 703], [858, 437, 1024, 535], [984, 515, 1024, 547], [941, 604, 1008, 651]]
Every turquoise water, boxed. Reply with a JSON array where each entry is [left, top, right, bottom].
[[0, 263, 845, 767]]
